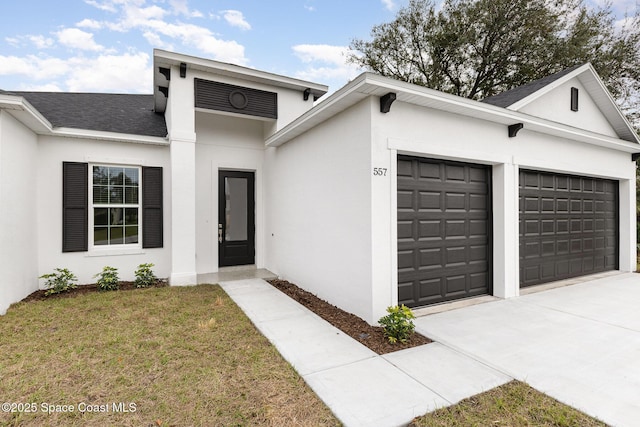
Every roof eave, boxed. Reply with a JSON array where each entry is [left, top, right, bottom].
[[266, 73, 640, 151], [0, 94, 53, 134], [51, 127, 169, 145], [153, 49, 329, 113]]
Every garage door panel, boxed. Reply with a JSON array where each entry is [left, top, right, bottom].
[[398, 156, 492, 307], [519, 170, 618, 287]]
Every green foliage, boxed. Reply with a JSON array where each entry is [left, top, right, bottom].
[[134, 263, 157, 288], [378, 305, 416, 344], [39, 268, 78, 296], [95, 266, 119, 291], [349, 0, 640, 128]]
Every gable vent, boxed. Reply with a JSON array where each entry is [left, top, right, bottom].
[[195, 79, 278, 119], [571, 87, 579, 112]]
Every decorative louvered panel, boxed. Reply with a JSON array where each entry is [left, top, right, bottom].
[[194, 79, 277, 119]]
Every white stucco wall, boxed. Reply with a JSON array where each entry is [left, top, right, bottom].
[[518, 79, 618, 138], [0, 111, 39, 314], [195, 111, 266, 274], [36, 135, 171, 286], [265, 99, 375, 323]]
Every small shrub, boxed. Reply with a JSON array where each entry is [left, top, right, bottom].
[[378, 305, 416, 344], [134, 263, 157, 288], [95, 266, 119, 291], [39, 268, 78, 296]]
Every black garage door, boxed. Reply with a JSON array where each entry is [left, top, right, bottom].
[[519, 170, 618, 287], [397, 156, 492, 307]]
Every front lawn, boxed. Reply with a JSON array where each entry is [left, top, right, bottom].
[[411, 380, 606, 427], [0, 285, 338, 426]]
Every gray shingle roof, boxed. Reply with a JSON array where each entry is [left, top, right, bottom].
[[481, 64, 584, 108], [4, 92, 167, 137]]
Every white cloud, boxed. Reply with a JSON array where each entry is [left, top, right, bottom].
[[293, 44, 348, 65], [64, 52, 151, 92], [0, 55, 71, 80], [222, 10, 251, 30], [2, 0, 250, 92], [77, 19, 104, 30], [170, 0, 203, 18], [28, 35, 55, 49], [292, 44, 363, 85], [0, 52, 152, 93], [56, 28, 105, 51], [381, 0, 396, 11], [83, 0, 118, 13], [17, 83, 63, 92]]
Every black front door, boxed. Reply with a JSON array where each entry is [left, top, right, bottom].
[[218, 170, 255, 267]]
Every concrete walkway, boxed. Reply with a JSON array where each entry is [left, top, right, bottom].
[[221, 273, 640, 426], [415, 272, 640, 427], [220, 279, 510, 426]]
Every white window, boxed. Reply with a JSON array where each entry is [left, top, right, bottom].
[[90, 165, 141, 247]]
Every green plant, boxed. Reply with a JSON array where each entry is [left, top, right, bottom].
[[134, 263, 157, 288], [95, 266, 119, 291], [39, 268, 78, 296], [378, 305, 415, 344]]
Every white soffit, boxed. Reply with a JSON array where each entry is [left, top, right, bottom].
[[266, 72, 640, 151]]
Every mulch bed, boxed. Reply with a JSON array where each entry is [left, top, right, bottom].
[[268, 279, 432, 355], [21, 280, 169, 302]]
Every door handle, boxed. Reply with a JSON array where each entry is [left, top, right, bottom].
[[218, 224, 223, 243]]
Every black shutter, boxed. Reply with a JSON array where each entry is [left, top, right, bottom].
[[62, 162, 88, 252], [142, 166, 163, 248]]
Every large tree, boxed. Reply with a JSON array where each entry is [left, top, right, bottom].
[[349, 0, 640, 127]]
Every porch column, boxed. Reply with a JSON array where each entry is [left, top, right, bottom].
[[167, 65, 197, 285], [618, 170, 637, 272], [492, 162, 520, 298]]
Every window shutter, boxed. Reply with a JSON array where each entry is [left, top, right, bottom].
[[142, 166, 163, 248], [62, 162, 88, 252]]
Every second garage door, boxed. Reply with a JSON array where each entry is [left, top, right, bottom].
[[397, 156, 492, 307], [519, 170, 618, 287]]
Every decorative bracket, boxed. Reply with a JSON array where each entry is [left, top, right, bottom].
[[632, 153, 640, 162], [179, 62, 187, 78], [158, 86, 169, 98], [159, 67, 171, 81], [303, 88, 311, 101], [380, 92, 397, 113], [508, 123, 524, 138]]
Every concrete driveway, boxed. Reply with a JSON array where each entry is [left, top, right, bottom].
[[414, 272, 640, 427]]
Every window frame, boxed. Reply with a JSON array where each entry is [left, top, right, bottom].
[[88, 164, 143, 251]]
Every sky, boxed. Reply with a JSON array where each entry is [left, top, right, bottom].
[[0, 0, 637, 95]]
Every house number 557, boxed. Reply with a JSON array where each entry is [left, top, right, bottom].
[[373, 167, 388, 176]]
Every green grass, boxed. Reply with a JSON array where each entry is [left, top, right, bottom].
[[1, 286, 610, 427], [0, 285, 339, 426], [410, 380, 606, 427]]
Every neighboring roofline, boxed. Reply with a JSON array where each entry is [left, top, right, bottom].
[[266, 72, 640, 150], [0, 93, 168, 145], [153, 49, 329, 113]]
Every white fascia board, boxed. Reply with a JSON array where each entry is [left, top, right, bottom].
[[0, 94, 52, 133], [154, 49, 328, 95], [51, 127, 169, 145], [266, 72, 640, 153]]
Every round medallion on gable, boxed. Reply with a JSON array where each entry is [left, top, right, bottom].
[[229, 90, 249, 109]]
